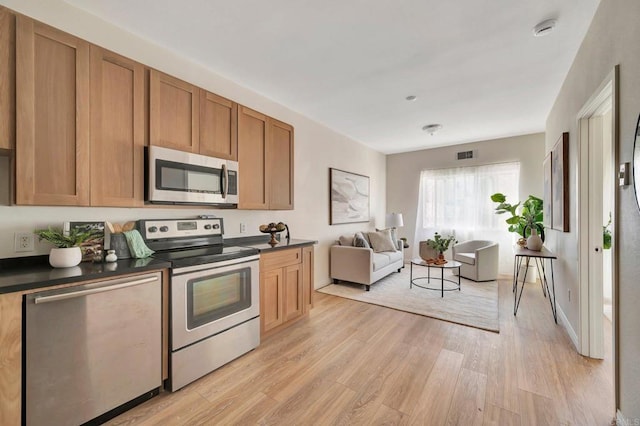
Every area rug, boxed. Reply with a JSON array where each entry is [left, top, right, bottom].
[[318, 266, 500, 332]]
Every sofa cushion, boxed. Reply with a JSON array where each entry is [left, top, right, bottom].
[[454, 252, 476, 265], [338, 234, 355, 246], [372, 252, 392, 271], [353, 232, 371, 248], [376, 227, 398, 244], [367, 229, 397, 253]]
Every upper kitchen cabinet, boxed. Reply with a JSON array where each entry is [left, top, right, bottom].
[[268, 119, 294, 210], [89, 46, 145, 207], [0, 7, 15, 151], [200, 91, 237, 161], [238, 106, 269, 209], [16, 16, 90, 206], [238, 106, 294, 210], [149, 70, 199, 153]]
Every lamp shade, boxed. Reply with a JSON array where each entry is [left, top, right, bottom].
[[386, 213, 404, 228]]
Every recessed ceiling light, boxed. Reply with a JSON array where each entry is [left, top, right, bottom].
[[422, 124, 443, 135], [405, 95, 417, 101], [533, 19, 557, 37]]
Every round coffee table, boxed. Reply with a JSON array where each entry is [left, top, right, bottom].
[[410, 258, 462, 298]]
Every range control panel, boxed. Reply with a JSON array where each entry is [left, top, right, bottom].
[[140, 218, 223, 240]]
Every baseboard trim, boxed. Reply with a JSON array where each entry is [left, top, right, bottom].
[[557, 304, 580, 351]]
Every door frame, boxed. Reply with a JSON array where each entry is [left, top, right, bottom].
[[575, 66, 619, 405]]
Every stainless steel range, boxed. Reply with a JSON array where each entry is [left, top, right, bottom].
[[138, 217, 260, 391]]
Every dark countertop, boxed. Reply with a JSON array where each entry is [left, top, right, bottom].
[[0, 256, 171, 294], [225, 236, 317, 252]]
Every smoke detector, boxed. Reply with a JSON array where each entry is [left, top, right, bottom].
[[533, 19, 557, 37], [422, 124, 443, 135]]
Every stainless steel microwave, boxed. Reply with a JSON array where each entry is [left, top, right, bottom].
[[146, 146, 238, 207]]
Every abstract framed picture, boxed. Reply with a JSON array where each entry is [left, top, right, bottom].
[[329, 168, 370, 225], [551, 132, 569, 232], [543, 153, 552, 228], [64, 221, 105, 262]]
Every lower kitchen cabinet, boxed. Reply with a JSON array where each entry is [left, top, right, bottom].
[[259, 246, 314, 337]]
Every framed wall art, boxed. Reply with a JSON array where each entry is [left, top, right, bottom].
[[543, 153, 552, 229], [551, 132, 569, 232], [329, 168, 370, 225]]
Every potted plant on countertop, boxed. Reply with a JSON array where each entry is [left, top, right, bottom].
[[35, 226, 102, 268], [491, 193, 544, 250]]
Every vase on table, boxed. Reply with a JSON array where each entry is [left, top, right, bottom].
[[526, 228, 543, 251]]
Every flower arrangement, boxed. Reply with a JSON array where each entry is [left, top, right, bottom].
[[426, 232, 458, 254]]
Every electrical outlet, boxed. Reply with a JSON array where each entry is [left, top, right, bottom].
[[15, 232, 35, 252], [240, 223, 246, 233]]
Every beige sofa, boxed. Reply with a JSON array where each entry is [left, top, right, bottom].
[[451, 240, 499, 282], [330, 234, 404, 291]]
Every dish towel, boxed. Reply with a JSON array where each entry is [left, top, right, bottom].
[[123, 230, 155, 259]]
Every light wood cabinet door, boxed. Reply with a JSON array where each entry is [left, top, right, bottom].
[[283, 263, 303, 322], [16, 17, 90, 206], [268, 118, 294, 210], [89, 47, 144, 207], [238, 106, 269, 209], [200, 90, 237, 160], [149, 70, 199, 153], [302, 245, 314, 313], [0, 7, 15, 151], [260, 268, 284, 333]]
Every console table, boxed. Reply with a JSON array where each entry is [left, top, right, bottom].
[[410, 258, 462, 298], [513, 246, 558, 323]]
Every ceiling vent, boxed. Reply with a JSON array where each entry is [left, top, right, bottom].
[[457, 150, 474, 160]]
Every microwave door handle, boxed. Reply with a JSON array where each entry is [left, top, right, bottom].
[[221, 164, 228, 198]]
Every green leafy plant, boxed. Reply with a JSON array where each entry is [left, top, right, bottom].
[[603, 212, 612, 250], [426, 232, 458, 254], [34, 226, 101, 249], [490, 193, 544, 240]]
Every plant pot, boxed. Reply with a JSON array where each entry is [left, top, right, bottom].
[[419, 241, 438, 262], [49, 247, 82, 268], [526, 228, 543, 251]]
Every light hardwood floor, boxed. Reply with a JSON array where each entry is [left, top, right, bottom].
[[109, 280, 614, 425]]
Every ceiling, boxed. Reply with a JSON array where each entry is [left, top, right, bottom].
[[64, 0, 601, 154]]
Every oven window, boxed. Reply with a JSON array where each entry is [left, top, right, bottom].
[[186, 267, 251, 329], [156, 159, 222, 194]]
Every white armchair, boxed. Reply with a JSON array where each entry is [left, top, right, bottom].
[[452, 240, 499, 282]]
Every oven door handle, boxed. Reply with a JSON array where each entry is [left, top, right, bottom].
[[221, 164, 228, 199], [34, 276, 159, 304]]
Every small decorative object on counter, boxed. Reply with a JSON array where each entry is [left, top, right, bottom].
[[105, 250, 118, 263], [259, 222, 287, 246], [35, 226, 102, 268]]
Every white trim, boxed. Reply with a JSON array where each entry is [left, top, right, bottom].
[[557, 304, 580, 351]]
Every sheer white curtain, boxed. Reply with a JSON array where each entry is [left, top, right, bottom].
[[413, 162, 520, 274]]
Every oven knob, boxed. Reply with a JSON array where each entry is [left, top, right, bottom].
[[204, 224, 212, 230], [148, 226, 158, 233], [159, 226, 169, 232]]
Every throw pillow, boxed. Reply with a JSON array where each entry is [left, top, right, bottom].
[[338, 234, 355, 246], [353, 232, 370, 248], [376, 227, 398, 244], [367, 229, 397, 253]]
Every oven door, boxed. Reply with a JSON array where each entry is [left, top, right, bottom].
[[171, 255, 259, 350]]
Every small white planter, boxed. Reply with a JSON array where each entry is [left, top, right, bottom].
[[49, 247, 82, 268]]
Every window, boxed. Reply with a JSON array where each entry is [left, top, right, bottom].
[[414, 162, 520, 273]]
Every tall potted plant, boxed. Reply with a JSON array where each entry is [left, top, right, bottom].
[[490, 193, 544, 250], [35, 226, 101, 268]]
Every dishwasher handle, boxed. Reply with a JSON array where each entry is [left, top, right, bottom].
[[34, 275, 159, 304]]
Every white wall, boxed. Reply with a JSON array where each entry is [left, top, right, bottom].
[[545, 0, 640, 417], [0, 0, 387, 289], [386, 133, 545, 268]]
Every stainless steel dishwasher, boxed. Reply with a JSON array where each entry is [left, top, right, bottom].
[[24, 272, 162, 426]]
